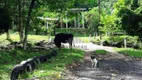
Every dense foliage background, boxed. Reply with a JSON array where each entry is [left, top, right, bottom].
[[0, 0, 142, 48]]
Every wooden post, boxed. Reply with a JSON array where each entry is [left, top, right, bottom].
[[66, 12, 68, 28], [82, 12, 85, 28], [89, 34, 92, 42], [60, 17, 63, 28], [46, 22, 48, 29], [124, 38, 127, 48], [100, 35, 103, 46], [78, 13, 80, 28], [74, 17, 77, 28], [6, 30, 10, 40]]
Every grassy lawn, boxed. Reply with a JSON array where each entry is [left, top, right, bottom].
[[115, 48, 142, 58], [80, 37, 90, 43], [0, 34, 85, 80], [93, 49, 108, 55], [0, 34, 89, 43], [0, 48, 85, 80], [0, 34, 49, 42], [0, 34, 50, 46]]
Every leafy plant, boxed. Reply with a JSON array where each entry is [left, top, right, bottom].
[[114, 0, 142, 40], [93, 49, 108, 55], [115, 48, 142, 58]]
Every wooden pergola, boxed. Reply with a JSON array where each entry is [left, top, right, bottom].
[[65, 8, 88, 29], [37, 17, 59, 29], [38, 8, 88, 29]]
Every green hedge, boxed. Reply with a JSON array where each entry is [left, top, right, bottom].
[[92, 35, 142, 49], [55, 28, 89, 37]]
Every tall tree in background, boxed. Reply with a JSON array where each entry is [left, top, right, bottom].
[[0, 0, 12, 40], [23, 0, 75, 49], [0, 8, 11, 35], [96, 0, 119, 36], [1, 0, 98, 49], [84, 8, 99, 35], [115, 0, 142, 40], [23, 0, 36, 50]]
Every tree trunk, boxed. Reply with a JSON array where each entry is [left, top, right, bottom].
[[60, 18, 63, 28], [98, 0, 100, 36], [124, 38, 127, 48], [78, 13, 80, 28], [53, 26, 56, 36], [6, 30, 10, 40], [18, 0, 24, 42], [66, 16, 68, 28], [74, 17, 77, 28], [82, 12, 84, 28], [4, 0, 11, 40], [23, 0, 36, 50]]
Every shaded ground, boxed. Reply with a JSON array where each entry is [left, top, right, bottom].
[[61, 43, 142, 80]]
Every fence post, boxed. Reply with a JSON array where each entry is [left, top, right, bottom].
[[100, 35, 103, 46], [124, 38, 127, 48]]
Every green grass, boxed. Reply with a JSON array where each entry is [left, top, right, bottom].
[[0, 34, 49, 42], [0, 50, 51, 80], [92, 49, 108, 55], [0, 34, 50, 46], [80, 37, 90, 43], [0, 34, 91, 44], [56, 28, 89, 37], [115, 48, 142, 58], [0, 33, 85, 79], [92, 35, 138, 43], [0, 48, 85, 80]]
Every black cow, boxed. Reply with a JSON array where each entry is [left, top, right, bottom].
[[54, 33, 74, 49]]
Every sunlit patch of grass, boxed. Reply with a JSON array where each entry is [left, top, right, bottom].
[[115, 48, 142, 58], [25, 48, 85, 79], [0, 34, 49, 42], [0, 48, 85, 80], [93, 49, 108, 55], [80, 37, 90, 43]]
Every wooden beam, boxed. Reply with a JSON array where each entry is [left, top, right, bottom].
[[37, 17, 58, 21]]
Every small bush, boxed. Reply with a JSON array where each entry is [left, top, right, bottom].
[[115, 48, 142, 58], [93, 49, 108, 55], [92, 35, 142, 49], [56, 28, 89, 37]]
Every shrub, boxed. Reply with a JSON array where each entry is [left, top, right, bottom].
[[93, 49, 108, 55]]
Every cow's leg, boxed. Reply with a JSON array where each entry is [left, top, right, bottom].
[[54, 39, 61, 49]]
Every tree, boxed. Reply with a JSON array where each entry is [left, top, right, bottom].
[[84, 8, 99, 35], [114, 0, 142, 40], [98, 0, 119, 36], [23, 0, 77, 50], [1, 0, 100, 49], [23, 0, 36, 50], [0, 0, 13, 40], [0, 8, 11, 36]]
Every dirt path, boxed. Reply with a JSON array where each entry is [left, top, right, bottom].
[[61, 43, 142, 80]]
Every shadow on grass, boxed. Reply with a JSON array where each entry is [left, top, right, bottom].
[[27, 48, 85, 79], [0, 48, 85, 80]]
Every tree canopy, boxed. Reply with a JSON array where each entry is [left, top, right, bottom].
[[114, 0, 142, 39], [1, 0, 142, 49]]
